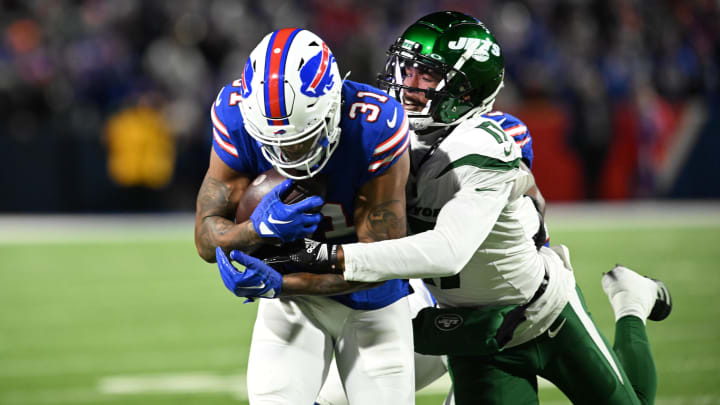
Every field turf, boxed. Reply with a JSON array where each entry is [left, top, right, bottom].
[[1, 213, 719, 404]]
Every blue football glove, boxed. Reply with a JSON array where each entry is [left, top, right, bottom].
[[250, 179, 324, 243], [216, 247, 282, 299]]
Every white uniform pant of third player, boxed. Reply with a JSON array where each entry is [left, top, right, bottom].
[[247, 295, 415, 404]]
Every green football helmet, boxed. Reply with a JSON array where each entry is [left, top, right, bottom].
[[378, 11, 504, 131]]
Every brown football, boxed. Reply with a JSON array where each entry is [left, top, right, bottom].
[[235, 168, 328, 224], [235, 169, 327, 259]]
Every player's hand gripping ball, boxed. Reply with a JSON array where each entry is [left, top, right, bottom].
[[237, 169, 328, 245], [249, 179, 324, 243]]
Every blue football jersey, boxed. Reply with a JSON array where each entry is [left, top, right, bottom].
[[484, 110, 534, 167], [210, 79, 411, 310]]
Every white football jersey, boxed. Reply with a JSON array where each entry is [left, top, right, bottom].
[[343, 115, 576, 346], [406, 116, 544, 308]]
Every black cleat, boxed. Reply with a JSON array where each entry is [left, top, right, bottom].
[[648, 279, 672, 321], [602, 265, 672, 323]]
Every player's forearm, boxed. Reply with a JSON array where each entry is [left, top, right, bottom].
[[194, 176, 262, 262], [195, 218, 261, 262], [279, 272, 382, 296]]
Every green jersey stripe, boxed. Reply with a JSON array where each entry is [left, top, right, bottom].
[[435, 155, 520, 178]]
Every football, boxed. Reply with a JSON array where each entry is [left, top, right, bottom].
[[235, 168, 327, 260], [235, 168, 328, 224]]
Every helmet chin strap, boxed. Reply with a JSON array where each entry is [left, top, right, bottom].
[[341, 71, 352, 83], [408, 115, 434, 131], [400, 85, 435, 131]]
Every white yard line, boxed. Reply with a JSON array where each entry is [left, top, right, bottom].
[[98, 372, 247, 397], [0, 214, 193, 244], [97, 371, 550, 398]]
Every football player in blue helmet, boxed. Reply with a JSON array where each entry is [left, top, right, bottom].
[[195, 28, 416, 403], [238, 31, 342, 180]]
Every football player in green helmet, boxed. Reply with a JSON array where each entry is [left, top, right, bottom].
[[248, 11, 671, 405], [371, 11, 667, 405], [377, 11, 504, 132]]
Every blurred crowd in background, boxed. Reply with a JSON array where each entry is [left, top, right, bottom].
[[1, 0, 718, 212]]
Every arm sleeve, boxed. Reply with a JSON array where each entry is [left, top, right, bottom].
[[343, 169, 514, 282]]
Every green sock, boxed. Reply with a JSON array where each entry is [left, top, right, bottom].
[[613, 315, 657, 405]]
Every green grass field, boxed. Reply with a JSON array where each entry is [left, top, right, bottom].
[[1, 213, 719, 404]]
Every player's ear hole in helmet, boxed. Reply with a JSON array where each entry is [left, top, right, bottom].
[[240, 28, 343, 179], [377, 11, 504, 132]]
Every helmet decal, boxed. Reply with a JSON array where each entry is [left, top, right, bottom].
[[447, 37, 501, 62], [241, 58, 253, 98], [263, 28, 302, 126], [300, 42, 336, 97]]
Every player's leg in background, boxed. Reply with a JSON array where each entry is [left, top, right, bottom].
[[414, 353, 449, 391], [407, 279, 451, 392], [315, 357, 347, 405], [247, 297, 335, 404], [612, 316, 656, 405], [443, 388, 455, 405], [540, 286, 640, 405], [602, 265, 673, 405], [335, 297, 415, 404]]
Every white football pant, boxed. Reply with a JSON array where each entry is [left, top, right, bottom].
[[316, 279, 451, 405], [247, 295, 415, 404]]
